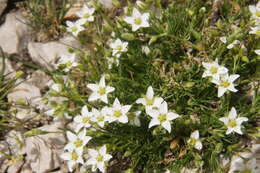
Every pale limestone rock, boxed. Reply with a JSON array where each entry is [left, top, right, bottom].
[[28, 36, 81, 70], [5, 130, 25, 156], [0, 57, 15, 78], [7, 160, 24, 173], [28, 70, 51, 90], [10, 107, 37, 120], [25, 122, 65, 173], [0, 11, 29, 54], [7, 81, 41, 104]]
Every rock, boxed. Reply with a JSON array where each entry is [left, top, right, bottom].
[[0, 0, 7, 16], [25, 122, 65, 173], [0, 11, 30, 54], [28, 70, 51, 90], [0, 141, 9, 165], [0, 55, 16, 78], [10, 107, 37, 120], [7, 81, 41, 104], [5, 130, 25, 155], [28, 36, 81, 70], [7, 160, 24, 173]]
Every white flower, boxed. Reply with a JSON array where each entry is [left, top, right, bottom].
[[61, 148, 84, 172], [66, 20, 85, 36], [249, 25, 260, 35], [76, 5, 95, 23], [187, 130, 203, 150], [142, 45, 150, 55], [64, 129, 92, 151], [148, 101, 180, 133], [220, 36, 227, 43], [127, 111, 141, 126], [87, 75, 115, 104], [212, 74, 239, 97], [50, 83, 62, 92], [124, 8, 149, 31], [108, 98, 132, 123], [110, 39, 128, 57], [136, 86, 164, 113], [56, 53, 78, 72], [86, 145, 112, 172], [249, 2, 260, 21], [227, 40, 240, 49], [202, 59, 228, 81], [74, 105, 93, 132], [255, 49, 260, 55], [219, 107, 248, 135], [107, 56, 119, 69], [91, 107, 110, 128]]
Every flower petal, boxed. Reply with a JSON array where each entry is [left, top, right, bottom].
[[162, 121, 171, 133], [148, 118, 160, 128]]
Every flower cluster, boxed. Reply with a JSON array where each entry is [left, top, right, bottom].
[[202, 59, 239, 97]]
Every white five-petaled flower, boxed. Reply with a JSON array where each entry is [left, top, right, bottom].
[[148, 101, 180, 133], [66, 20, 85, 36], [136, 86, 164, 113], [202, 59, 228, 81], [219, 107, 248, 135], [124, 8, 150, 32], [127, 111, 141, 126], [219, 36, 227, 43], [108, 98, 132, 123], [249, 2, 260, 21], [255, 49, 260, 55], [64, 129, 92, 151], [91, 107, 110, 128], [56, 53, 78, 72], [60, 148, 84, 172], [249, 25, 260, 36], [227, 40, 240, 49], [86, 145, 112, 173], [110, 39, 128, 57], [187, 130, 203, 150], [87, 75, 115, 104], [76, 4, 95, 23], [50, 83, 62, 92], [74, 105, 93, 132], [212, 74, 240, 97]]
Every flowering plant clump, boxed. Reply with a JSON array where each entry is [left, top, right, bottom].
[[42, 0, 260, 172]]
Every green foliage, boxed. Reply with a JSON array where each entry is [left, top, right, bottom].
[[44, 0, 259, 172]]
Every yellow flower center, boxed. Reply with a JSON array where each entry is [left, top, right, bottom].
[[82, 117, 90, 124], [227, 119, 237, 128], [127, 113, 136, 120], [256, 11, 260, 17], [98, 87, 106, 95], [134, 17, 142, 25], [116, 45, 123, 51], [83, 13, 90, 18], [97, 115, 104, 122], [210, 66, 218, 74], [71, 26, 78, 33], [71, 151, 78, 161], [114, 110, 122, 117], [220, 81, 230, 88], [189, 138, 197, 146], [158, 114, 167, 123], [146, 98, 154, 106], [96, 154, 104, 162], [74, 139, 83, 148]]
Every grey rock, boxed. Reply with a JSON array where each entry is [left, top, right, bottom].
[[0, 11, 30, 54], [25, 122, 65, 173]]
